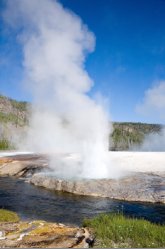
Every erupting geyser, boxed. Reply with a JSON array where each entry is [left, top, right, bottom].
[[4, 0, 112, 179]]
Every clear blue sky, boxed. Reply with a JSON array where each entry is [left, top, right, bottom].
[[0, 0, 165, 123]]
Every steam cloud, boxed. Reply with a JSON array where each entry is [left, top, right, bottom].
[[137, 81, 165, 120], [3, 0, 112, 179], [139, 130, 165, 151], [136, 81, 165, 151]]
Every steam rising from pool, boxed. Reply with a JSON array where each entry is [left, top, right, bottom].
[[3, 0, 113, 179]]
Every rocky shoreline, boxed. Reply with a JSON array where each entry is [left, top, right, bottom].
[[0, 218, 93, 248], [30, 172, 165, 203], [0, 153, 165, 204]]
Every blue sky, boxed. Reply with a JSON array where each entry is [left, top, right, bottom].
[[0, 0, 165, 123]]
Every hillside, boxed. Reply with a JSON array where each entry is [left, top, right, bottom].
[[0, 95, 162, 150], [111, 122, 162, 150], [0, 95, 29, 149], [0, 95, 28, 126]]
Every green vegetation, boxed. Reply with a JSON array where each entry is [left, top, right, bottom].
[[0, 112, 24, 126], [110, 122, 162, 150], [83, 213, 165, 248], [0, 139, 12, 150], [0, 209, 20, 223], [0, 95, 28, 126], [11, 99, 27, 112], [111, 126, 143, 150], [0, 95, 27, 111]]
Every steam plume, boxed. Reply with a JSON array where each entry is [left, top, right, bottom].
[[4, 0, 112, 178], [137, 81, 165, 121], [139, 129, 165, 151], [136, 81, 165, 151]]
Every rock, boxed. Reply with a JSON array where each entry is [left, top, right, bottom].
[[0, 220, 92, 248], [0, 154, 48, 177], [30, 172, 165, 203]]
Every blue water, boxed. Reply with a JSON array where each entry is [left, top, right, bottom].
[[0, 177, 164, 225]]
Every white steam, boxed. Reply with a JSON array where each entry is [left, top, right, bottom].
[[137, 81, 165, 151], [139, 129, 165, 151], [137, 81, 165, 121], [4, 0, 112, 179]]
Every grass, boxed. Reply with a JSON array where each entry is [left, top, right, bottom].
[[0, 139, 12, 150], [0, 209, 20, 223], [11, 99, 27, 112], [0, 95, 27, 112], [29, 224, 53, 235], [83, 213, 165, 248], [0, 112, 26, 126]]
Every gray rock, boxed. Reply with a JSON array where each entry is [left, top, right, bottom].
[[0, 154, 48, 177], [30, 171, 165, 203]]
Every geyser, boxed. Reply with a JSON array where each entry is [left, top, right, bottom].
[[4, 0, 112, 179]]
